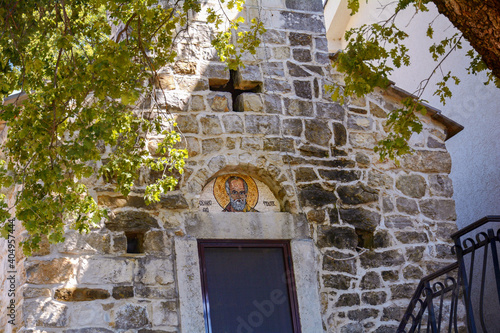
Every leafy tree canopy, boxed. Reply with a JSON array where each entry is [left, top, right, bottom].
[[0, 0, 263, 254], [331, 0, 500, 160]]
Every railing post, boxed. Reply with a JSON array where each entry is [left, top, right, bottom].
[[487, 228, 500, 306], [454, 236, 477, 333]]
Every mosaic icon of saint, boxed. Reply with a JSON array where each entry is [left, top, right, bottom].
[[222, 176, 258, 212]]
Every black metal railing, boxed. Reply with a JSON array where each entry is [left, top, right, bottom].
[[398, 216, 500, 333]]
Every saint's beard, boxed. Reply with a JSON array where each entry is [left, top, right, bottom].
[[230, 197, 246, 211]]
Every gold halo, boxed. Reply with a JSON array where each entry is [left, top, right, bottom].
[[213, 174, 259, 209]]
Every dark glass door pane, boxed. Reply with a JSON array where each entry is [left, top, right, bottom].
[[203, 246, 294, 333]]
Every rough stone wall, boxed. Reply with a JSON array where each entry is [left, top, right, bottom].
[[9, 0, 459, 332]]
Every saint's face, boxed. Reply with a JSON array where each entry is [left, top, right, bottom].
[[228, 178, 247, 201], [228, 178, 247, 211]]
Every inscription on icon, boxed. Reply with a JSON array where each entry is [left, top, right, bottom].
[[263, 201, 276, 206]]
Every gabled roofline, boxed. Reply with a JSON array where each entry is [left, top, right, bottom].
[[328, 53, 464, 141]]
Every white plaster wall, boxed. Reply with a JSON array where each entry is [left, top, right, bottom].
[[324, 0, 500, 229]]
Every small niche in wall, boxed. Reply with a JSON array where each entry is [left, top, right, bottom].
[[209, 70, 261, 111], [355, 228, 374, 251], [126, 232, 144, 254]]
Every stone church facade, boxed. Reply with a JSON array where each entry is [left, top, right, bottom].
[[0, 0, 463, 332]]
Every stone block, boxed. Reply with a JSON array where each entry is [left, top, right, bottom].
[[287, 62, 310, 77], [294, 167, 318, 182], [427, 136, 446, 149], [395, 231, 429, 244], [317, 102, 345, 121], [396, 197, 419, 215], [381, 305, 406, 321], [299, 144, 328, 157], [176, 77, 208, 91], [360, 250, 405, 269], [305, 119, 332, 146], [420, 199, 456, 221], [340, 208, 380, 231], [263, 137, 294, 152], [385, 215, 414, 229], [348, 114, 373, 131], [262, 61, 285, 77], [315, 37, 329, 52], [272, 46, 290, 60], [202, 138, 224, 154], [403, 265, 424, 279], [322, 274, 353, 290], [405, 246, 425, 262], [319, 169, 361, 182], [323, 251, 357, 275], [262, 29, 287, 44], [362, 291, 387, 305], [390, 283, 418, 299], [54, 288, 110, 302], [284, 98, 313, 116], [154, 73, 176, 90], [382, 197, 394, 212], [157, 91, 189, 111], [281, 11, 325, 32], [306, 209, 325, 223], [190, 95, 205, 111], [135, 284, 176, 299], [369, 102, 388, 118], [105, 211, 159, 232], [241, 137, 262, 150], [263, 94, 282, 114], [333, 122, 347, 146], [113, 233, 127, 254], [205, 64, 229, 87], [264, 78, 292, 93], [401, 150, 452, 173], [143, 230, 169, 255], [23, 287, 51, 298], [294, 80, 312, 99], [200, 115, 222, 135], [349, 132, 377, 148], [373, 230, 392, 248], [381, 270, 399, 282], [337, 183, 378, 205], [315, 52, 330, 64], [175, 114, 199, 134], [283, 118, 302, 137], [26, 258, 76, 284], [317, 226, 357, 249], [428, 174, 453, 197], [289, 32, 312, 46], [23, 299, 68, 327], [173, 61, 197, 75], [234, 65, 262, 90], [208, 155, 227, 172], [115, 304, 149, 329], [113, 286, 134, 299], [347, 308, 379, 321], [340, 323, 364, 333], [159, 194, 189, 210], [299, 184, 336, 207], [208, 92, 232, 112], [396, 174, 427, 198], [367, 170, 393, 189], [335, 293, 360, 307], [293, 48, 312, 62], [136, 257, 175, 285], [152, 301, 178, 326], [245, 115, 279, 134], [235, 93, 263, 112], [360, 271, 382, 290], [78, 258, 134, 284], [66, 329, 114, 333]]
